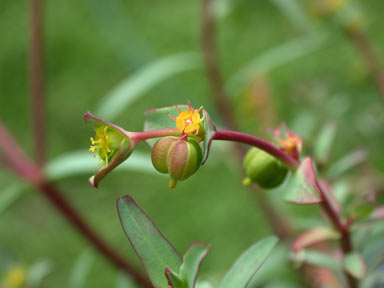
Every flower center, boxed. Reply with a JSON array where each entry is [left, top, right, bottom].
[[89, 126, 117, 166]]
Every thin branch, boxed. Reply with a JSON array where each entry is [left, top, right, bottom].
[[0, 121, 152, 288], [213, 130, 299, 169], [39, 182, 152, 288], [316, 181, 357, 288], [345, 28, 384, 100], [201, 0, 296, 241], [201, 0, 241, 135], [29, 0, 46, 167]]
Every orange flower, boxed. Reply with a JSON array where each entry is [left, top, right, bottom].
[[169, 101, 204, 135]]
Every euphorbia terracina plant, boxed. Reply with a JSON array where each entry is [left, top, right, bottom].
[[84, 101, 382, 288], [84, 101, 300, 189]]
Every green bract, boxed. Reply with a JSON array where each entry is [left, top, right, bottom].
[[151, 137, 202, 188], [243, 147, 288, 189]]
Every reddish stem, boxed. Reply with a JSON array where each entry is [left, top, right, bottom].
[[316, 181, 357, 288], [201, 0, 243, 143], [213, 130, 300, 169], [29, 0, 46, 167], [39, 182, 152, 288], [200, 0, 297, 242], [131, 129, 180, 144]]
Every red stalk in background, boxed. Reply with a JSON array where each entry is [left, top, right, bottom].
[[29, 0, 45, 167], [25, 1, 152, 286]]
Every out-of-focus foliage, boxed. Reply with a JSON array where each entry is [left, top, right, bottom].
[[0, 0, 384, 287]]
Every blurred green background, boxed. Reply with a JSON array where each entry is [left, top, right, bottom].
[[1, 0, 383, 287]]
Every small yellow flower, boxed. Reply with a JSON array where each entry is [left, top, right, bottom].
[[89, 126, 122, 166], [279, 137, 300, 154], [169, 101, 205, 135], [2, 265, 26, 288]]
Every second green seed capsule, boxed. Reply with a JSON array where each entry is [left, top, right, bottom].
[[243, 147, 288, 189]]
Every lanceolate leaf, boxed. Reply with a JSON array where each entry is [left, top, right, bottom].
[[292, 227, 340, 252], [219, 236, 279, 288], [180, 242, 210, 288], [292, 250, 342, 271], [314, 122, 337, 164], [117, 195, 182, 288], [201, 110, 216, 164], [270, 0, 312, 33], [70, 250, 95, 288], [45, 151, 156, 180], [96, 53, 201, 121], [285, 157, 322, 205], [343, 252, 366, 280]]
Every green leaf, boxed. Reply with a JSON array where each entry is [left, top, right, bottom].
[[269, 0, 312, 33], [180, 242, 210, 288], [117, 195, 182, 288], [218, 236, 279, 288], [297, 250, 342, 271], [227, 31, 329, 96], [195, 281, 214, 288], [70, 249, 95, 288], [26, 260, 53, 287], [45, 150, 157, 180], [201, 110, 216, 164], [343, 252, 366, 280], [327, 150, 368, 178], [292, 227, 340, 252], [314, 122, 337, 164], [285, 157, 322, 205], [115, 273, 139, 288], [0, 183, 27, 214], [96, 53, 201, 121], [143, 105, 188, 147], [165, 268, 187, 288]]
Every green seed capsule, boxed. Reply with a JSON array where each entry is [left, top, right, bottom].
[[243, 147, 288, 189], [151, 137, 202, 188]]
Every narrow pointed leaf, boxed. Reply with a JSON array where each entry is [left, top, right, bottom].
[[270, 0, 311, 33], [45, 151, 156, 180], [219, 236, 279, 288], [196, 282, 214, 288], [285, 157, 322, 205], [226, 31, 329, 96], [26, 260, 53, 287], [293, 250, 342, 271], [314, 122, 337, 164], [115, 273, 139, 288], [343, 253, 366, 280], [165, 268, 187, 288], [180, 242, 210, 288], [201, 110, 216, 164], [292, 227, 340, 252], [70, 250, 95, 288], [0, 183, 27, 214], [117, 195, 182, 288], [327, 150, 368, 178], [96, 53, 201, 121]]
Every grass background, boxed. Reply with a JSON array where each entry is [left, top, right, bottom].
[[0, 0, 383, 287]]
